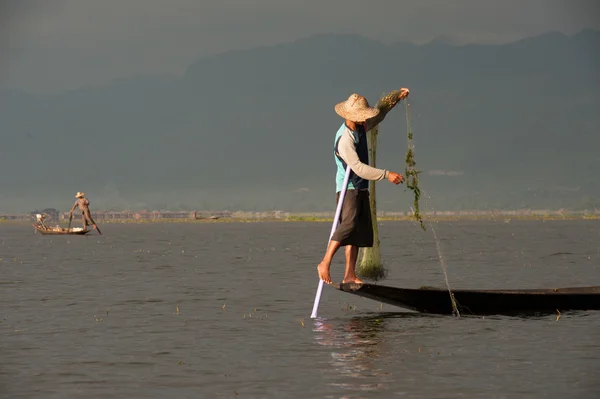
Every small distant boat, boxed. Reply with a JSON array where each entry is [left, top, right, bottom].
[[334, 283, 600, 316], [33, 224, 91, 236], [195, 215, 220, 220]]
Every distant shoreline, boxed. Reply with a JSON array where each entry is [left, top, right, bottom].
[[3, 213, 599, 225]]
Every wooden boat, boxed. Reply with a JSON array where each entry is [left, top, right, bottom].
[[334, 282, 600, 316], [195, 215, 220, 220], [33, 224, 92, 236]]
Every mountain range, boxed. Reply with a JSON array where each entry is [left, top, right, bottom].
[[1, 29, 599, 213]]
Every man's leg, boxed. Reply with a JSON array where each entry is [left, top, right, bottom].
[[317, 240, 342, 284], [85, 210, 102, 235], [342, 245, 363, 284], [316, 190, 359, 284], [85, 210, 98, 231], [341, 191, 372, 284]]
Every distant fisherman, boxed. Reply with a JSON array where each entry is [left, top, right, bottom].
[[70, 192, 101, 234]]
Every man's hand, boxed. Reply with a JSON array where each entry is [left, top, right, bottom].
[[387, 171, 405, 185], [398, 88, 410, 101]]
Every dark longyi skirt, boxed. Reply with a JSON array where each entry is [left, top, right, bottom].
[[331, 189, 374, 247]]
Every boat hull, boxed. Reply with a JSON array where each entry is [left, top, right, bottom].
[[33, 224, 91, 236], [334, 283, 600, 315]]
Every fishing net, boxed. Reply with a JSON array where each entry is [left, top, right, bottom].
[[356, 125, 388, 281], [404, 101, 426, 231], [356, 94, 425, 281], [357, 97, 461, 317]]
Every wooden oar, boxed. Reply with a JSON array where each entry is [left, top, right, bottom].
[[67, 213, 73, 231], [310, 165, 352, 319]]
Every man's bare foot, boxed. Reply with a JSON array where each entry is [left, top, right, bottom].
[[342, 277, 364, 284], [317, 261, 332, 284]]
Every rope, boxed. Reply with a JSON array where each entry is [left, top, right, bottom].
[[404, 100, 460, 317]]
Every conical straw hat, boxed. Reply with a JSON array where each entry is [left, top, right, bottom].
[[334, 93, 379, 122]]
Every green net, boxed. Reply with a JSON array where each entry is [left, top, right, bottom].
[[404, 101, 426, 231], [357, 125, 388, 281]]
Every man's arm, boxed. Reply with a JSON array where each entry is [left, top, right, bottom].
[[69, 201, 78, 213], [337, 130, 389, 181], [365, 88, 409, 131]]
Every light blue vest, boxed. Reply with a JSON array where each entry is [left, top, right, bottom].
[[333, 123, 369, 193]]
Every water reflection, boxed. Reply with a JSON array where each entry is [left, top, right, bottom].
[[312, 314, 396, 394]]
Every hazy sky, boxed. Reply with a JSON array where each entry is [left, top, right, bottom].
[[1, 0, 599, 93]]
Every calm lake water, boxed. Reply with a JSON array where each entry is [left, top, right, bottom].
[[1, 220, 599, 398]]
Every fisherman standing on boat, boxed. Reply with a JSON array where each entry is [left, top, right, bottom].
[[70, 192, 101, 234], [317, 89, 410, 284]]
